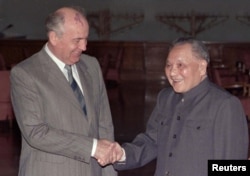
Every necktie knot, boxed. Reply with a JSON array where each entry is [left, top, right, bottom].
[[65, 65, 73, 84], [65, 64, 71, 72]]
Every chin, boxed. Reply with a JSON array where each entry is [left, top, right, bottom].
[[72, 57, 80, 63], [173, 88, 182, 93], [173, 85, 187, 93], [171, 83, 183, 92]]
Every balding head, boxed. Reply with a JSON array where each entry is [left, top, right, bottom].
[[45, 6, 89, 65], [45, 6, 88, 37]]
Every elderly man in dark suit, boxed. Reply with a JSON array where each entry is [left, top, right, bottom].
[[11, 6, 120, 176], [111, 37, 249, 176]]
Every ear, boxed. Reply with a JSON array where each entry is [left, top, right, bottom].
[[199, 60, 208, 76], [48, 31, 59, 46]]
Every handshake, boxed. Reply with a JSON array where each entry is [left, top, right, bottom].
[[93, 139, 124, 166]]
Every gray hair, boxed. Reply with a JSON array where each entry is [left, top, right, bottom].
[[45, 6, 87, 37], [169, 37, 210, 63]]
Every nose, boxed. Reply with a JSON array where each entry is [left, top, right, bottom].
[[169, 66, 177, 76], [78, 40, 87, 51]]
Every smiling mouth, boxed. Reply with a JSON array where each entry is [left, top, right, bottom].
[[73, 52, 82, 57], [172, 79, 182, 83]]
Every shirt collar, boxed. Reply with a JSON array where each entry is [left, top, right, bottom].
[[45, 43, 66, 72], [181, 77, 210, 101]]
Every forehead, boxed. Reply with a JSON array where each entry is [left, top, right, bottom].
[[58, 8, 88, 27], [167, 43, 196, 63]]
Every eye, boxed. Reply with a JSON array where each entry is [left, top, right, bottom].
[[165, 63, 171, 69], [74, 39, 80, 43], [72, 38, 81, 44], [177, 63, 183, 68]]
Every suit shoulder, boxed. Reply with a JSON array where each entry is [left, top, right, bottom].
[[209, 82, 237, 99], [79, 54, 101, 71], [80, 54, 98, 64], [12, 49, 44, 70], [11, 54, 38, 75], [158, 86, 174, 97]]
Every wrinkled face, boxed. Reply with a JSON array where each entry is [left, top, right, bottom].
[[165, 43, 207, 93], [49, 9, 89, 65]]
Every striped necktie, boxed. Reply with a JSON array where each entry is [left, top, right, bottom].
[[65, 65, 87, 116]]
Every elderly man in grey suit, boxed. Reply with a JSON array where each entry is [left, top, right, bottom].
[[107, 37, 249, 176], [11, 6, 121, 176]]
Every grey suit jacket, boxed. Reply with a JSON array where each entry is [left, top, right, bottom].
[[11, 47, 117, 176]]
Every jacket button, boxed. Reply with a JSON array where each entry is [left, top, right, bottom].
[[169, 152, 172, 157]]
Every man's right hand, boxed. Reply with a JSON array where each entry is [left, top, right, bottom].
[[93, 139, 124, 166]]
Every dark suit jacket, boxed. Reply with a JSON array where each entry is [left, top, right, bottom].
[[11, 46, 117, 176], [114, 78, 249, 176]]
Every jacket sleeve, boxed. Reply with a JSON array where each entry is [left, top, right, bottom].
[[213, 96, 249, 159], [114, 100, 160, 170]]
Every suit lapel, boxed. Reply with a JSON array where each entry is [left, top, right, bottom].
[[76, 61, 94, 126], [39, 50, 86, 116]]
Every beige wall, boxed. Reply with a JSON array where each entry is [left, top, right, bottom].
[[1, 0, 250, 41]]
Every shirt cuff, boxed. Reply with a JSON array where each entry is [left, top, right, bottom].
[[119, 148, 126, 162], [91, 138, 97, 157]]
